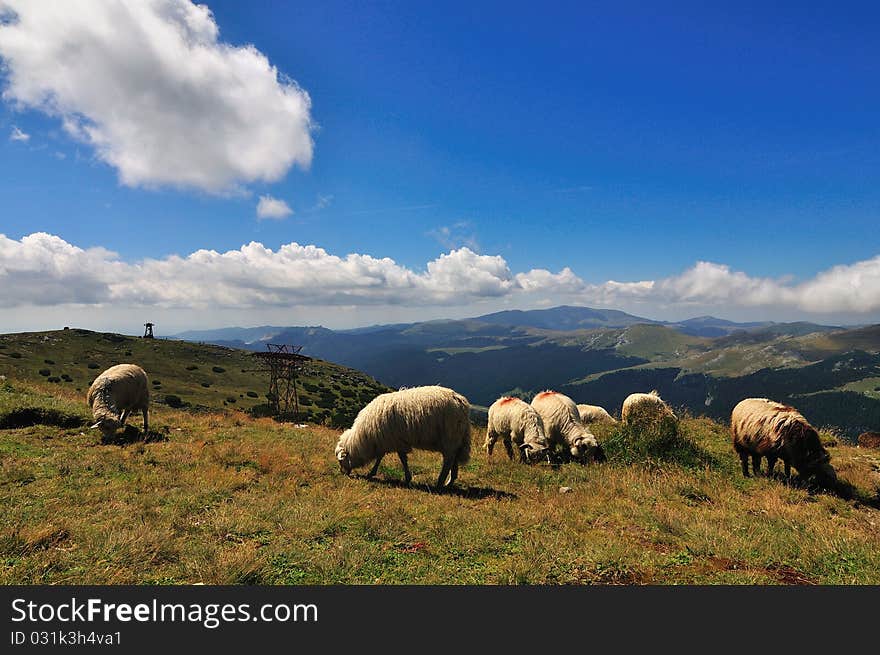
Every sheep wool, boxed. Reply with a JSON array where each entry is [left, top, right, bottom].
[[621, 391, 676, 427], [485, 396, 550, 462], [335, 385, 471, 488], [86, 364, 150, 439], [530, 391, 604, 463], [731, 397, 836, 486], [576, 403, 617, 425]]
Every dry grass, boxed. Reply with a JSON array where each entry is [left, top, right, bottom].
[[2, 383, 879, 585]]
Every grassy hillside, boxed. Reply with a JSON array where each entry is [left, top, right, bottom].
[[0, 329, 391, 428], [1, 379, 879, 584]]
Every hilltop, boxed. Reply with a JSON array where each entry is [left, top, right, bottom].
[[1, 378, 879, 585], [0, 329, 391, 428]]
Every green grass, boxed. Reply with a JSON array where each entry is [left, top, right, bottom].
[[1, 380, 879, 585]]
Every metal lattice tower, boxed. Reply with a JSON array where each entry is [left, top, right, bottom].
[[143, 323, 155, 338], [249, 344, 311, 415]]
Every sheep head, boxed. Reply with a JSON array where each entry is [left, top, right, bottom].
[[90, 416, 120, 438], [335, 432, 353, 475], [571, 436, 605, 463], [519, 441, 550, 464]]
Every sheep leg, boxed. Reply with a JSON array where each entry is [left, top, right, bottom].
[[366, 454, 384, 479], [503, 438, 514, 460], [449, 460, 459, 485], [766, 455, 777, 477], [436, 455, 454, 489], [398, 452, 412, 485], [141, 406, 149, 434], [484, 430, 497, 457], [739, 452, 750, 477], [751, 454, 761, 476], [119, 409, 130, 426], [784, 460, 791, 478]]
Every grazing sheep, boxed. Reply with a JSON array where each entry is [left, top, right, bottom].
[[485, 396, 550, 462], [731, 398, 836, 486], [576, 403, 617, 425], [334, 385, 471, 488], [621, 391, 676, 428], [86, 364, 149, 439], [857, 431, 880, 449], [530, 391, 605, 463]]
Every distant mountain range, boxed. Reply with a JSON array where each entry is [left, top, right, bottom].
[[175, 306, 879, 439]]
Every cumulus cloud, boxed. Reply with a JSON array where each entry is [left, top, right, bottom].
[[256, 195, 293, 220], [8, 125, 28, 141], [1, 233, 880, 321], [0, 0, 313, 193]]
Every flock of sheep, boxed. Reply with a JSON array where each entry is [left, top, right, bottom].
[[84, 362, 838, 491]]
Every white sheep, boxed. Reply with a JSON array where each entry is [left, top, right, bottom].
[[530, 391, 605, 463], [334, 385, 472, 488], [485, 396, 550, 462], [621, 391, 676, 428], [576, 403, 617, 425], [86, 364, 150, 439]]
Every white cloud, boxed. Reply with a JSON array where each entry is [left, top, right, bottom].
[[256, 195, 293, 220], [0, 0, 313, 194], [1, 233, 880, 326], [8, 125, 28, 141]]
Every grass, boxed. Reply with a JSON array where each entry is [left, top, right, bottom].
[[2, 380, 879, 585]]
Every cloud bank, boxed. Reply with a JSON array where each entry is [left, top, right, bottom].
[[0, 0, 313, 193], [2, 233, 879, 322]]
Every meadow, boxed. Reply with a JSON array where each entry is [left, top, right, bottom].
[[2, 377, 880, 585]]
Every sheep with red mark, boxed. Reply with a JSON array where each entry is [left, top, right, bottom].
[[731, 397, 836, 487], [485, 396, 550, 462]]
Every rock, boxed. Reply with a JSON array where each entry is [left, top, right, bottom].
[[559, 486, 573, 494]]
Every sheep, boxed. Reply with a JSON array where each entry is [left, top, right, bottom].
[[334, 385, 471, 488], [576, 403, 618, 425], [731, 398, 836, 486], [621, 391, 676, 429], [530, 391, 605, 463], [485, 396, 550, 462], [86, 364, 150, 439]]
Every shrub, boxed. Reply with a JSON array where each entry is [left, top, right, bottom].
[[61, 374, 72, 382], [9, 352, 22, 359], [47, 377, 61, 383], [201, 382, 211, 388], [246, 391, 259, 398], [339, 388, 355, 398], [44, 359, 55, 365], [87, 363, 100, 369], [212, 366, 226, 374], [186, 365, 198, 371], [164, 395, 184, 408], [38, 369, 51, 377], [601, 418, 713, 469], [300, 397, 314, 406], [226, 397, 237, 404], [152, 380, 161, 385]]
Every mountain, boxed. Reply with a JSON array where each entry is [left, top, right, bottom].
[[474, 305, 658, 330], [170, 306, 877, 438]]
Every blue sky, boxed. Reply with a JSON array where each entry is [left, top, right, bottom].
[[1, 1, 879, 332]]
